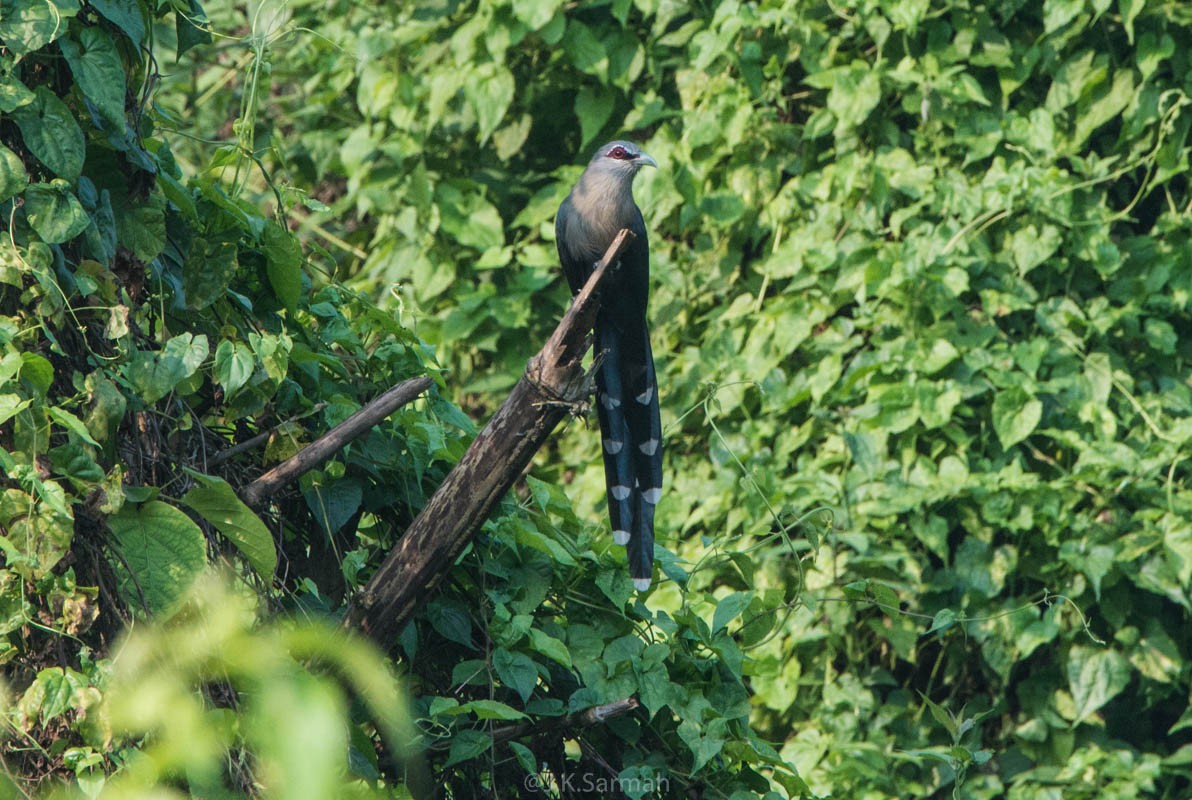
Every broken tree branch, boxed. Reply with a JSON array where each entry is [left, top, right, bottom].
[[241, 375, 435, 509], [344, 229, 636, 646]]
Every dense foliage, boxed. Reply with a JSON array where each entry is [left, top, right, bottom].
[[4, 0, 1192, 797]]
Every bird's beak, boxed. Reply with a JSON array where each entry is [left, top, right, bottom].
[[636, 152, 658, 169]]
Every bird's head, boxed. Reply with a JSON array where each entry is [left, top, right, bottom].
[[588, 140, 657, 179]]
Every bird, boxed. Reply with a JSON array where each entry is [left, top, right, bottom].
[[555, 140, 662, 592]]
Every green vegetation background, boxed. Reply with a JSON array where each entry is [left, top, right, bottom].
[[2, 0, 1192, 797]]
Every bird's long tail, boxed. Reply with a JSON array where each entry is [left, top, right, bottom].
[[594, 318, 662, 591]]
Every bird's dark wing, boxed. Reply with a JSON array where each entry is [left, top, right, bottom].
[[554, 197, 589, 295]]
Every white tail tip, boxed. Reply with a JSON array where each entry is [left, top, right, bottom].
[[612, 530, 630, 545], [633, 578, 652, 592]]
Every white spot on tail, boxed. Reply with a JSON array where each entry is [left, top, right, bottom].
[[633, 578, 652, 592], [611, 485, 631, 501], [638, 438, 659, 456], [603, 438, 623, 454], [636, 386, 654, 405], [642, 487, 662, 505], [601, 392, 621, 410], [612, 529, 630, 545]]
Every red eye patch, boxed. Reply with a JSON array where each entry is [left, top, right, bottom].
[[608, 145, 630, 159]]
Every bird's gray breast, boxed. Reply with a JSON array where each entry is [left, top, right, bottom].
[[561, 173, 637, 265]]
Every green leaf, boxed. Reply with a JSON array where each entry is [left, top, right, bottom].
[[512, 521, 577, 566], [0, 76, 35, 114], [89, 0, 145, 45], [116, 192, 167, 262], [84, 372, 126, 443], [0, 395, 34, 426], [493, 647, 538, 704], [712, 591, 752, 633], [303, 479, 362, 536], [927, 608, 958, 635], [11, 88, 85, 181], [0, 145, 29, 203], [47, 406, 99, 446], [920, 693, 959, 739], [180, 470, 277, 579], [826, 63, 881, 130], [20, 352, 53, 397], [1044, 0, 1086, 33], [0, 0, 78, 55], [1120, 0, 1143, 43], [992, 387, 1042, 449], [262, 220, 303, 311], [562, 20, 606, 78], [49, 440, 104, 487], [175, 0, 212, 55], [182, 232, 238, 310], [436, 183, 504, 252], [126, 333, 210, 404], [214, 340, 255, 395], [59, 26, 127, 128], [444, 730, 490, 768], [428, 696, 459, 716], [466, 63, 514, 143], [595, 568, 633, 608], [509, 741, 536, 775], [23, 182, 89, 244], [1067, 646, 1131, 725], [426, 600, 475, 649], [16, 667, 88, 726], [1073, 70, 1134, 147], [527, 628, 571, 668], [511, 0, 562, 29], [108, 500, 206, 616], [0, 486, 73, 579], [1010, 224, 1061, 275], [575, 86, 613, 148], [677, 718, 725, 772], [458, 699, 527, 720]]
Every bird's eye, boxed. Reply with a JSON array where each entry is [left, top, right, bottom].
[[608, 146, 629, 159]]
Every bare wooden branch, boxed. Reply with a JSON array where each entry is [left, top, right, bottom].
[[344, 229, 636, 645], [209, 402, 328, 467], [241, 376, 435, 508], [489, 698, 640, 746]]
